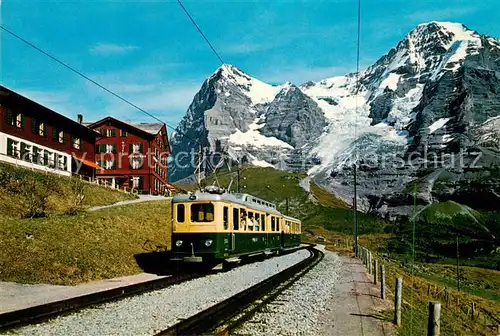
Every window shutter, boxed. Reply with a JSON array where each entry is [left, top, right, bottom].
[[112, 144, 116, 153], [139, 144, 143, 153], [129, 144, 133, 153], [7, 138, 13, 156], [43, 124, 47, 136], [33, 146, 39, 163], [61, 131, 65, 143], [110, 129, 116, 137], [20, 114, 25, 129], [20, 143, 26, 160], [63, 156, 68, 170], [31, 118, 37, 134], [52, 127, 58, 141], [6, 108, 13, 125], [43, 151, 48, 165]]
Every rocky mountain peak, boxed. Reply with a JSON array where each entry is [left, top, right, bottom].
[[171, 22, 500, 221]]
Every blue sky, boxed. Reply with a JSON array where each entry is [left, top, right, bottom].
[[1, 0, 499, 135]]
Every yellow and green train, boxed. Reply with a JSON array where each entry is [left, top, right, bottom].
[[170, 187, 301, 267]]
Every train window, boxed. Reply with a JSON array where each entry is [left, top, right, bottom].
[[261, 214, 265, 231], [271, 217, 275, 231], [248, 212, 254, 231], [223, 206, 229, 230], [233, 208, 239, 230], [177, 204, 185, 222], [191, 203, 214, 222], [277, 218, 280, 232]]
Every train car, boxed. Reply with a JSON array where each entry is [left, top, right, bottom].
[[170, 186, 301, 267]]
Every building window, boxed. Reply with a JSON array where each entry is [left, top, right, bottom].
[[130, 159, 143, 169], [120, 129, 127, 137], [33, 146, 41, 164], [105, 144, 116, 153], [129, 143, 143, 153], [39, 123, 46, 136], [72, 137, 82, 150], [6, 138, 19, 158], [58, 155, 68, 170], [105, 160, 116, 170], [20, 143, 31, 162], [58, 131, 65, 144], [6, 109, 24, 129], [30, 119, 46, 137], [47, 152, 56, 168], [107, 129, 116, 137], [52, 128, 64, 143]]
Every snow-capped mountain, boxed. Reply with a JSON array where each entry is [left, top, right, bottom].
[[170, 21, 500, 219]]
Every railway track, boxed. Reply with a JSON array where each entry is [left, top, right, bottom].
[[0, 246, 307, 333], [157, 245, 323, 336], [0, 271, 202, 332]]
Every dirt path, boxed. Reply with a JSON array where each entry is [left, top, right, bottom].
[[319, 255, 395, 336], [86, 195, 171, 212]]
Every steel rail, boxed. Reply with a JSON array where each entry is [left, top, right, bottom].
[[0, 245, 308, 332], [158, 245, 323, 336]]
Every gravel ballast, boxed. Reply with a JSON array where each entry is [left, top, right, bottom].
[[232, 246, 343, 336], [14, 249, 310, 336]]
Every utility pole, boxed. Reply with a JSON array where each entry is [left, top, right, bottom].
[[197, 144, 202, 187], [456, 235, 460, 292], [237, 165, 241, 193], [353, 163, 359, 257]]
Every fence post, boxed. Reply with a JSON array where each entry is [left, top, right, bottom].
[[427, 301, 441, 336], [394, 277, 403, 326], [368, 252, 373, 275], [380, 264, 386, 299], [374, 259, 378, 284]]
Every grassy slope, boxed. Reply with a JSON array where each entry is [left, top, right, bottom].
[[0, 162, 136, 218], [0, 201, 172, 285], [202, 166, 388, 234], [356, 235, 500, 336]]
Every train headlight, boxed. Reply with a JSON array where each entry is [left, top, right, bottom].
[[175, 240, 183, 247], [205, 239, 213, 247]]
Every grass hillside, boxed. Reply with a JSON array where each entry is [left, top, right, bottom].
[[201, 166, 389, 234], [387, 201, 500, 270], [0, 201, 172, 284], [0, 162, 135, 219]]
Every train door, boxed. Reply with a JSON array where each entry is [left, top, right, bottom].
[[261, 213, 267, 249], [230, 207, 239, 252], [279, 218, 284, 248]]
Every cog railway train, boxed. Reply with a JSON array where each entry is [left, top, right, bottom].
[[170, 186, 302, 268]]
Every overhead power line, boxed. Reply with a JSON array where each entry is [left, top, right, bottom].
[[176, 0, 225, 66], [0, 24, 196, 141]]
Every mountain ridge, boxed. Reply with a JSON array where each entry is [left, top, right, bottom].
[[169, 21, 500, 220]]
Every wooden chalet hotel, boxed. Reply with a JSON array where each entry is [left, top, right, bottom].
[[0, 85, 175, 195], [87, 117, 175, 195], [0, 85, 99, 179]]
